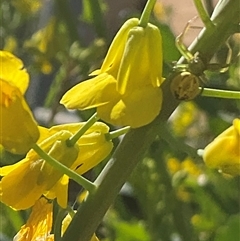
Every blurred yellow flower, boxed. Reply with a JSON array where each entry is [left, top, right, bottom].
[[12, 0, 42, 15], [170, 102, 197, 136], [4, 36, 18, 53], [181, 158, 202, 177], [61, 18, 163, 128], [167, 157, 181, 174], [203, 118, 240, 176], [0, 122, 113, 210], [0, 51, 39, 154]]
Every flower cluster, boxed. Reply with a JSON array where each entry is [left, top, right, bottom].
[[1, 6, 164, 240], [61, 18, 163, 128], [0, 122, 113, 210], [0, 51, 116, 240]]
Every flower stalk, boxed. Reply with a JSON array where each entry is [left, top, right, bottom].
[[31, 143, 96, 193], [193, 0, 215, 29], [66, 113, 100, 147], [105, 126, 130, 141], [201, 88, 240, 99], [62, 1, 240, 241], [138, 0, 157, 27]]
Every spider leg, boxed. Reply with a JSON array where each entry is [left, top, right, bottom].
[[175, 17, 198, 62]]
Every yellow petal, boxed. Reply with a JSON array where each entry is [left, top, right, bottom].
[[73, 136, 113, 174], [68, 123, 113, 174], [100, 18, 139, 75], [0, 158, 29, 176], [0, 80, 39, 154], [13, 198, 53, 241], [37, 126, 51, 144], [117, 23, 163, 95], [45, 175, 69, 208], [60, 73, 120, 110], [91, 234, 100, 241], [36, 132, 79, 190], [0, 158, 46, 210], [98, 86, 162, 128], [48, 121, 110, 137], [42, 122, 113, 175], [0, 51, 29, 94], [27, 130, 72, 160]]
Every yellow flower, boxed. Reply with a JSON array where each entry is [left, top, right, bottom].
[[13, 198, 53, 241], [203, 118, 240, 176], [0, 122, 113, 210], [0, 51, 39, 154], [61, 18, 163, 128], [14, 197, 99, 241]]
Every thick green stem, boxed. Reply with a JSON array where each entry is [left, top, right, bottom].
[[188, 0, 240, 63], [138, 0, 157, 27], [61, 1, 240, 241], [201, 88, 240, 99], [54, 0, 80, 44], [193, 0, 215, 29], [88, 0, 107, 38], [32, 144, 96, 193], [54, 208, 66, 241]]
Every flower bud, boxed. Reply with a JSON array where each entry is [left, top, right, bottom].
[[203, 119, 240, 176]]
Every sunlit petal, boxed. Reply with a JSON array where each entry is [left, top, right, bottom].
[[0, 51, 29, 94], [13, 198, 52, 241], [61, 73, 119, 110]]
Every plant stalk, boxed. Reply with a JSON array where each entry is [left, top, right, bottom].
[[61, 1, 240, 240]]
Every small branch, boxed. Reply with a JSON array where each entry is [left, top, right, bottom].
[[193, 0, 215, 29], [32, 144, 96, 193], [61, 1, 240, 241], [138, 0, 157, 28], [66, 113, 99, 147], [88, 0, 107, 38], [54, 208, 66, 241], [105, 126, 130, 141], [201, 88, 240, 99]]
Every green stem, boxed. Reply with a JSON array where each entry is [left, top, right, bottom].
[[188, 0, 240, 63], [201, 88, 240, 99], [31, 144, 96, 193], [193, 0, 215, 29], [54, 0, 80, 44], [61, 1, 240, 241], [105, 126, 130, 141], [138, 0, 157, 28], [66, 113, 99, 147], [54, 208, 66, 241], [66, 205, 76, 218], [88, 0, 107, 38]]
